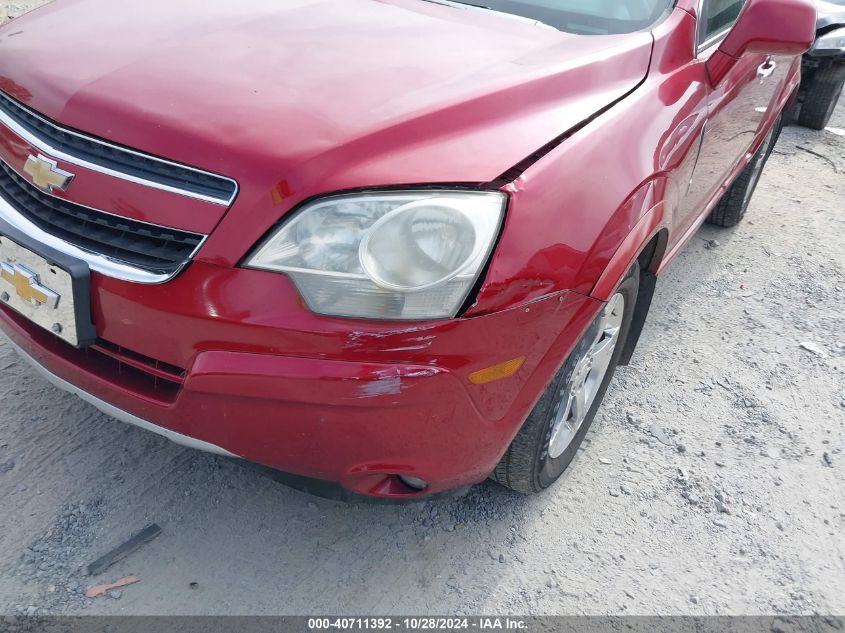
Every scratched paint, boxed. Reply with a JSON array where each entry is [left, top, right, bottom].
[[358, 371, 402, 398]]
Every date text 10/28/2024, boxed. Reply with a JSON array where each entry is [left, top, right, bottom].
[[307, 618, 528, 630]]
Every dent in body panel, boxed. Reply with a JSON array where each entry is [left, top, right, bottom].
[[468, 9, 708, 315]]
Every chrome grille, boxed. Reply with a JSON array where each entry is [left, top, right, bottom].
[[0, 90, 238, 206], [0, 160, 204, 275]]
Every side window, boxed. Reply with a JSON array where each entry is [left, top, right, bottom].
[[699, 0, 748, 47]]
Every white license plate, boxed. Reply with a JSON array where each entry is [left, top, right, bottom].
[[0, 235, 80, 346]]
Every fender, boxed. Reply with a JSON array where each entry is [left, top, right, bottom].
[[466, 8, 704, 318], [591, 199, 669, 301], [590, 199, 671, 366]]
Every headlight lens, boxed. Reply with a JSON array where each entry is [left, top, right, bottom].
[[812, 27, 845, 53], [245, 191, 506, 320]]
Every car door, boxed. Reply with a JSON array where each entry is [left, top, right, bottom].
[[675, 0, 791, 236]]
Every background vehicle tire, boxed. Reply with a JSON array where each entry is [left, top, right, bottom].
[[797, 64, 845, 131], [706, 116, 782, 228], [490, 266, 639, 494]]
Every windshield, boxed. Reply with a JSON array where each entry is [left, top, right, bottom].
[[446, 0, 676, 34]]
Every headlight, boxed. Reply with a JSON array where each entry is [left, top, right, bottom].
[[245, 191, 506, 320], [812, 27, 845, 53]]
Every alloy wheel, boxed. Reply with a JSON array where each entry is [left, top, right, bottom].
[[547, 292, 626, 459]]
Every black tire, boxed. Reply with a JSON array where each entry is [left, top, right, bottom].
[[491, 266, 639, 494], [797, 64, 845, 131], [706, 115, 782, 228]]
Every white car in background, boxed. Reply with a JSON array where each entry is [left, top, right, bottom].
[[794, 0, 845, 128]]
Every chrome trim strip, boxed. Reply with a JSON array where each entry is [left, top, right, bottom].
[[2, 155, 211, 235], [0, 94, 239, 207], [697, 26, 732, 53], [694, 0, 745, 55], [0, 330, 239, 458], [0, 192, 204, 284]]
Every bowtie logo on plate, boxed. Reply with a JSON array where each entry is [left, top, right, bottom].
[[0, 261, 60, 309]]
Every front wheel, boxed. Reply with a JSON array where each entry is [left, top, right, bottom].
[[490, 266, 639, 494]]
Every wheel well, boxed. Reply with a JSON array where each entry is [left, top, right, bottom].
[[638, 228, 668, 274], [618, 229, 667, 366]]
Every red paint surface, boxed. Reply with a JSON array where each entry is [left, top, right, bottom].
[[1, 283, 601, 496], [0, 0, 816, 496]]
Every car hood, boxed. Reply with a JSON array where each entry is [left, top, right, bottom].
[[815, 1, 845, 28], [0, 0, 653, 197]]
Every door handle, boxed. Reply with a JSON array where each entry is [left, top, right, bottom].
[[757, 59, 777, 81]]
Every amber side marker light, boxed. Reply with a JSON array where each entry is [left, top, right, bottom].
[[468, 357, 526, 385]]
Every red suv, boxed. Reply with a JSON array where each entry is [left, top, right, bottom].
[[0, 0, 816, 499]]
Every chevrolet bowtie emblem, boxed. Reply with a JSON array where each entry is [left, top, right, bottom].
[[23, 154, 74, 193], [0, 262, 60, 309]]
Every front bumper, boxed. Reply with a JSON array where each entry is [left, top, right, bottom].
[[0, 261, 601, 498], [1, 329, 236, 458]]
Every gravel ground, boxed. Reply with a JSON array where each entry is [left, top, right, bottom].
[[0, 0, 40, 23], [1, 0, 844, 618]]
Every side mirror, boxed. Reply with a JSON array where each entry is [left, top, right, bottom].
[[707, 0, 817, 85]]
